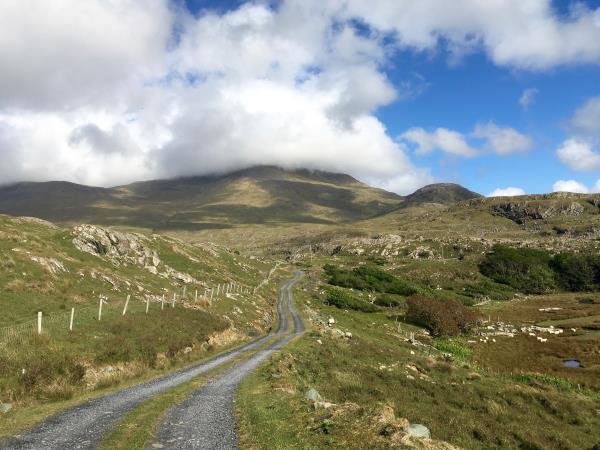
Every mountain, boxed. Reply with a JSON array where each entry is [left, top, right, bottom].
[[401, 183, 482, 207], [0, 166, 403, 230]]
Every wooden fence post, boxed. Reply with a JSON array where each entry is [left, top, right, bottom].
[[122, 294, 130, 316], [146, 298, 150, 314], [210, 289, 214, 302], [195, 289, 198, 303], [98, 299, 103, 321], [161, 294, 165, 310], [183, 285, 186, 298], [69, 307, 74, 331], [37, 311, 42, 334], [172, 293, 176, 308]]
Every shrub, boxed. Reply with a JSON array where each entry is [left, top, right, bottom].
[[550, 253, 598, 292], [325, 287, 378, 313], [479, 246, 555, 294], [324, 264, 416, 295], [406, 295, 479, 337], [374, 294, 404, 308], [480, 245, 600, 293]]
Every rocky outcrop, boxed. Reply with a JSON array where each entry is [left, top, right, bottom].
[[72, 225, 196, 283], [491, 201, 585, 224]]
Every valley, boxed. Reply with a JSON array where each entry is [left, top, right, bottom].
[[0, 166, 599, 449]]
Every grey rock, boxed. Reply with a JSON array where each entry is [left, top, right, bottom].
[[0, 403, 12, 414], [306, 388, 322, 402], [407, 424, 430, 439]]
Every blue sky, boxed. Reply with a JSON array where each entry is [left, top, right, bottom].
[[179, 0, 600, 195], [380, 49, 600, 195], [1, 0, 600, 195]]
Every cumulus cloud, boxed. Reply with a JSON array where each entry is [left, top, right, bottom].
[[472, 122, 532, 155], [402, 122, 531, 157], [556, 138, 600, 171], [488, 187, 526, 197], [340, 0, 600, 70], [519, 88, 538, 110], [570, 96, 600, 136], [0, 0, 599, 192], [401, 127, 478, 157], [552, 179, 591, 193]]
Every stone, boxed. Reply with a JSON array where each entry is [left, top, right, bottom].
[[0, 403, 12, 414], [407, 424, 431, 440], [183, 347, 193, 354], [328, 317, 335, 326], [466, 372, 481, 381], [306, 388, 322, 402], [314, 401, 336, 409], [345, 332, 352, 338]]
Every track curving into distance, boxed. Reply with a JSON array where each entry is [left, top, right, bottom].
[[150, 270, 305, 450], [1, 271, 304, 450]]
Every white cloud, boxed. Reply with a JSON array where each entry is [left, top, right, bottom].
[[552, 179, 590, 193], [340, 0, 600, 70], [402, 122, 531, 157], [401, 128, 478, 157], [570, 96, 600, 136], [472, 122, 532, 155], [488, 187, 526, 197], [519, 88, 538, 110], [556, 138, 600, 171], [0, 0, 599, 193]]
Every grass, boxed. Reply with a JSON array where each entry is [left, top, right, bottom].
[[236, 267, 600, 450], [0, 214, 288, 437]]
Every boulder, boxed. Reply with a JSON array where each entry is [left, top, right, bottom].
[[306, 388, 322, 402], [407, 424, 431, 440]]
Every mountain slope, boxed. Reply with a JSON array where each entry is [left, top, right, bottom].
[[401, 183, 482, 207], [0, 166, 402, 230]]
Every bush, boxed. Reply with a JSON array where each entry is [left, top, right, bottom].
[[325, 287, 378, 313], [406, 295, 479, 337], [479, 246, 555, 294], [374, 294, 404, 308], [324, 264, 416, 295], [550, 253, 599, 292], [480, 245, 600, 293]]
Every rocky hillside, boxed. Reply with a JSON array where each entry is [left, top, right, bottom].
[[0, 214, 277, 330]]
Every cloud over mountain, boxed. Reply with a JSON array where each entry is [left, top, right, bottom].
[[0, 0, 599, 192]]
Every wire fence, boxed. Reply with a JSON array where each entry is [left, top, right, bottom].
[[0, 279, 257, 348]]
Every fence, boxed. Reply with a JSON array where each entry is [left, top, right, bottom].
[[0, 279, 256, 348]]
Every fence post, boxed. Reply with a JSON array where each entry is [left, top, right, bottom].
[[172, 293, 176, 308], [37, 311, 42, 334], [210, 289, 214, 303], [69, 307, 74, 331], [122, 294, 130, 316], [161, 294, 165, 310], [195, 289, 198, 303], [98, 298, 103, 321], [146, 298, 150, 314], [217, 284, 220, 295], [183, 285, 186, 298]]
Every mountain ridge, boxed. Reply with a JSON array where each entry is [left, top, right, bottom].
[[0, 166, 491, 230]]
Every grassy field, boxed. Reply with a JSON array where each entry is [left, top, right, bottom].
[[236, 266, 600, 450], [0, 214, 284, 433]]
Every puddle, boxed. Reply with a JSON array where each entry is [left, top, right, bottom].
[[563, 360, 581, 368]]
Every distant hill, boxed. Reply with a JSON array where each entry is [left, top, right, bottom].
[[0, 166, 403, 230], [402, 183, 482, 207]]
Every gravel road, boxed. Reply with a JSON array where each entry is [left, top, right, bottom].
[[0, 272, 303, 450], [150, 270, 304, 450]]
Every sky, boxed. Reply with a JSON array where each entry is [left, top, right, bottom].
[[0, 0, 600, 196]]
